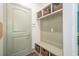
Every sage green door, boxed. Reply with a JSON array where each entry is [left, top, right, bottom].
[[6, 4, 32, 56]]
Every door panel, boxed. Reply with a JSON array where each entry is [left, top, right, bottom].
[[6, 4, 32, 56]]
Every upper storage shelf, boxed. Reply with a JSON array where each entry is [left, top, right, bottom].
[[37, 3, 63, 20]]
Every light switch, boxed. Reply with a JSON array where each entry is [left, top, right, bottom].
[[51, 28, 53, 32]]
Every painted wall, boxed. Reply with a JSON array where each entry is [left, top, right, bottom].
[[0, 3, 3, 56], [63, 3, 77, 56]]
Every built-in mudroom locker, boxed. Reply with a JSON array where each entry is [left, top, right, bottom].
[[35, 3, 63, 56], [3, 4, 32, 56]]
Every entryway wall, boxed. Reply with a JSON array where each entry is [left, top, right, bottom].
[[63, 3, 77, 56], [0, 3, 78, 56]]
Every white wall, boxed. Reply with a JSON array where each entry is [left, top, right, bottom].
[[0, 3, 3, 56], [63, 3, 77, 56]]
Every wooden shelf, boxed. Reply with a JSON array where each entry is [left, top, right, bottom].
[[38, 9, 62, 20], [35, 41, 63, 56]]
